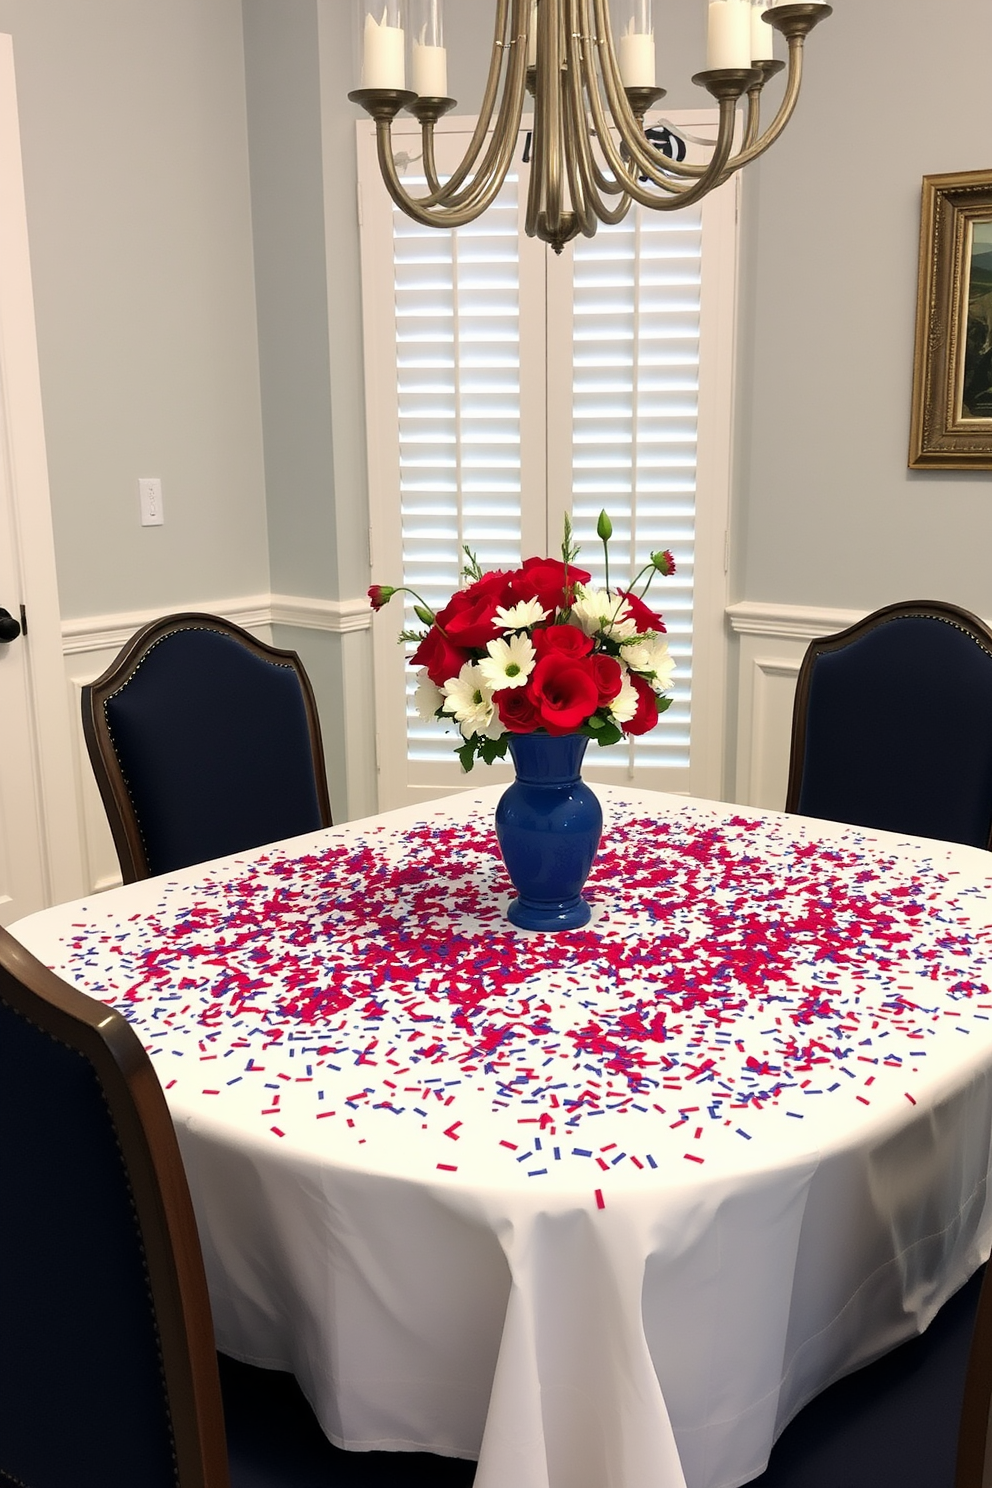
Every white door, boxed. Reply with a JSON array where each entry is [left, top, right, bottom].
[[0, 34, 82, 924]]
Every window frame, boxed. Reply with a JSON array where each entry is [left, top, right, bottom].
[[358, 111, 739, 811]]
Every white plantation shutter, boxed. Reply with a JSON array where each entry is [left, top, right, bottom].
[[393, 166, 525, 765], [360, 113, 736, 809], [565, 208, 702, 784]]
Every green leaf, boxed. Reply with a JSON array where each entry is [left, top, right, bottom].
[[594, 721, 623, 747], [587, 714, 605, 730], [456, 739, 476, 773], [656, 695, 673, 714], [479, 734, 510, 766]]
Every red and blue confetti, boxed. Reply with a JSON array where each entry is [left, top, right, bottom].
[[51, 793, 992, 1189]]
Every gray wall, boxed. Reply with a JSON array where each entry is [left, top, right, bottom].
[[5, 0, 991, 819], [734, 0, 992, 613], [0, 0, 270, 619]]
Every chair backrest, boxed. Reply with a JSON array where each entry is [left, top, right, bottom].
[[82, 613, 332, 882], [786, 600, 992, 849], [0, 925, 230, 1488]]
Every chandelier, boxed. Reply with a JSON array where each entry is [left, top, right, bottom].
[[349, 0, 831, 253]]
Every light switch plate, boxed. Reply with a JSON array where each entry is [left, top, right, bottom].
[[138, 477, 164, 526]]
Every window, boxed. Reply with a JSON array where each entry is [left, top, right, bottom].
[[359, 113, 738, 810]]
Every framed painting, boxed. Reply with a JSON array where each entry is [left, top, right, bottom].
[[909, 168, 992, 469]]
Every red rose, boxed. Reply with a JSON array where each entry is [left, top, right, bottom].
[[589, 653, 623, 705], [508, 556, 591, 617], [622, 673, 661, 736], [435, 586, 505, 649], [410, 626, 471, 687], [618, 589, 666, 634], [464, 569, 514, 601], [529, 653, 600, 735], [495, 687, 541, 733], [532, 624, 593, 660]]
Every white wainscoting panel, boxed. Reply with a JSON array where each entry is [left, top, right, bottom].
[[727, 601, 863, 811]]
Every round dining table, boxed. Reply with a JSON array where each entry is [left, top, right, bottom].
[[11, 784, 992, 1488]]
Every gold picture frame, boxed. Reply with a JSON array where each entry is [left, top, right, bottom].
[[909, 168, 992, 470]]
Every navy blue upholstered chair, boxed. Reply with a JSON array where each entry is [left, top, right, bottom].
[[747, 1262, 992, 1488], [0, 926, 477, 1488], [82, 614, 333, 882], [786, 601, 992, 849]]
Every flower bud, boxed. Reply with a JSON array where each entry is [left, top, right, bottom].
[[651, 549, 676, 576], [597, 509, 613, 542], [414, 604, 436, 627], [368, 584, 396, 611]]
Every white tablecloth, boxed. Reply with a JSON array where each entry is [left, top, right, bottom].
[[12, 786, 992, 1488]]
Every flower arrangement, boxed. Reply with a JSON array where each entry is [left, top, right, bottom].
[[368, 512, 676, 771]]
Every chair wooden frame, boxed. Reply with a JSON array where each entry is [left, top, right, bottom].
[[81, 612, 333, 884], [785, 599, 992, 851], [0, 925, 231, 1488]]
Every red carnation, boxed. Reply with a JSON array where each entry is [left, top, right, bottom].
[[532, 624, 594, 660], [529, 653, 600, 735], [622, 672, 661, 736], [589, 654, 623, 705], [508, 556, 591, 617], [495, 687, 541, 733], [368, 584, 395, 611], [618, 589, 666, 634], [410, 626, 471, 687]]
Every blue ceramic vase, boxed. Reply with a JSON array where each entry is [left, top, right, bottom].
[[495, 733, 603, 931]]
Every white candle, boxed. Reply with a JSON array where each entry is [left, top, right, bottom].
[[706, 0, 752, 68], [619, 31, 657, 88], [363, 9, 406, 90], [750, 0, 775, 60], [412, 41, 448, 96]]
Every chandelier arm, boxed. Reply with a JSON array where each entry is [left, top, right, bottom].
[[416, 1, 532, 215], [533, 0, 567, 240], [413, 0, 513, 207], [589, 0, 719, 194], [713, 35, 806, 176], [377, 1, 529, 225], [372, 110, 518, 228], [562, 10, 600, 239], [566, 12, 632, 226], [650, 34, 806, 185], [572, 3, 632, 200], [421, 124, 443, 195], [590, 0, 701, 183], [584, 38, 697, 197]]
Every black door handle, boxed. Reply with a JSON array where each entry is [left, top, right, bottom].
[[0, 607, 22, 643]]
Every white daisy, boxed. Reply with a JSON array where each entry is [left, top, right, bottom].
[[622, 634, 675, 693], [608, 669, 640, 724], [412, 668, 444, 722], [493, 598, 549, 631], [477, 633, 536, 691], [570, 585, 639, 640], [441, 662, 495, 738]]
